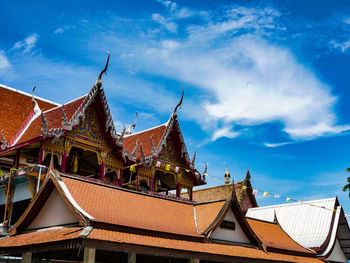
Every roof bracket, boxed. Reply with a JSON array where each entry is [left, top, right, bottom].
[[0, 130, 7, 150]]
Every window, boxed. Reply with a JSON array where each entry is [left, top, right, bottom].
[[220, 220, 235, 230]]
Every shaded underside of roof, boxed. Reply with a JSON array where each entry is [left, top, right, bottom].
[[0, 85, 58, 142], [246, 198, 337, 249], [246, 218, 314, 255], [61, 175, 202, 237], [16, 96, 86, 145], [0, 227, 324, 263], [123, 124, 167, 159]]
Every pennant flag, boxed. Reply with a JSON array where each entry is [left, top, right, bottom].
[[156, 161, 161, 167], [242, 186, 247, 190], [309, 204, 314, 207], [175, 166, 179, 173], [252, 189, 258, 196], [286, 197, 291, 202], [130, 164, 136, 173], [274, 194, 280, 198], [165, 164, 171, 171], [263, 192, 268, 197], [333, 209, 336, 212], [185, 169, 190, 172], [345, 214, 350, 218]]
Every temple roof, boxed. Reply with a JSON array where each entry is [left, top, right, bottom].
[[0, 84, 58, 143], [1, 170, 323, 262], [246, 217, 314, 254]]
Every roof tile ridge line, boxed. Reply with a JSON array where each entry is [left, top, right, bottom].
[[9, 109, 42, 146], [193, 205, 202, 235], [191, 183, 235, 193], [123, 121, 168, 138], [194, 199, 229, 205], [53, 172, 95, 221], [248, 197, 337, 211], [43, 94, 88, 114], [273, 214, 317, 254], [0, 83, 60, 106], [59, 174, 195, 204], [319, 205, 342, 258]]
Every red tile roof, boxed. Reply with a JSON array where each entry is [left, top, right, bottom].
[[15, 96, 86, 145], [88, 229, 322, 263], [0, 227, 81, 248], [195, 200, 227, 233], [0, 85, 58, 142], [247, 218, 314, 254], [123, 124, 167, 159], [0, 226, 322, 263], [61, 176, 202, 237]]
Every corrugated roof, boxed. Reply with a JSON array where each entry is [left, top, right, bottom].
[[246, 198, 337, 249]]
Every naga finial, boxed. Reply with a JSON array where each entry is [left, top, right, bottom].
[[191, 151, 196, 166], [41, 111, 48, 135], [173, 87, 184, 117], [203, 161, 207, 175], [118, 125, 126, 143], [150, 134, 156, 154], [95, 50, 110, 89], [0, 130, 7, 150], [32, 86, 41, 114], [61, 104, 68, 127], [125, 112, 138, 135], [140, 143, 145, 163], [132, 139, 138, 159]]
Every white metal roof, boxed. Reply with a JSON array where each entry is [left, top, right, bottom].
[[246, 198, 337, 248]]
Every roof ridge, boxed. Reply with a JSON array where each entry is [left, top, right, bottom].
[[59, 173, 196, 205], [0, 83, 60, 106]]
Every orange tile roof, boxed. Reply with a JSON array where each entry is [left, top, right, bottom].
[[0, 227, 81, 248], [0, 86, 58, 142], [123, 125, 167, 159], [61, 176, 202, 237], [89, 229, 322, 263], [195, 200, 227, 233], [15, 96, 86, 145], [246, 218, 314, 254], [0, 226, 322, 263]]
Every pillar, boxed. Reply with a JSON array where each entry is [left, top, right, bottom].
[[83, 247, 95, 263], [189, 187, 193, 201], [189, 258, 199, 263], [149, 176, 154, 192], [99, 162, 105, 181], [128, 252, 136, 263], [21, 252, 32, 263], [119, 168, 123, 185], [60, 154, 67, 173], [14, 149, 21, 169], [176, 183, 181, 197], [38, 147, 43, 165]]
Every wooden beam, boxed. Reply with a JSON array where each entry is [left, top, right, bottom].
[[83, 247, 96, 263], [21, 251, 32, 263], [189, 257, 200, 263]]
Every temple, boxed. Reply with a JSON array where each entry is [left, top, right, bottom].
[[0, 53, 205, 234], [0, 54, 346, 263]]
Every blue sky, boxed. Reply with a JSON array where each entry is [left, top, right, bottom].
[[1, 0, 350, 215]]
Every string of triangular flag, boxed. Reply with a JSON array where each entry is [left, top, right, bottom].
[[241, 185, 350, 218]]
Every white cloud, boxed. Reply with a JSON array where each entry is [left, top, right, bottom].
[[152, 13, 178, 33], [0, 51, 10, 70], [212, 126, 240, 141], [263, 142, 294, 148], [12, 33, 39, 54], [330, 39, 350, 53], [157, 0, 177, 12]]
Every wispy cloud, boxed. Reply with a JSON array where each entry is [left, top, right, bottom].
[[212, 126, 240, 141], [263, 141, 294, 148], [54, 26, 72, 34], [12, 33, 39, 54], [152, 13, 178, 33], [0, 51, 10, 70]]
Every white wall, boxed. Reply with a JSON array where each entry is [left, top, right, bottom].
[[327, 239, 347, 263], [27, 188, 78, 230], [210, 209, 251, 244]]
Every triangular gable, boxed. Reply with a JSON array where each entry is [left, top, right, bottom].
[[201, 186, 261, 246], [10, 170, 91, 235]]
